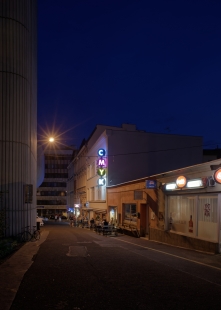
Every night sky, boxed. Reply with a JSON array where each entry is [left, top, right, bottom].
[[38, 0, 221, 149]]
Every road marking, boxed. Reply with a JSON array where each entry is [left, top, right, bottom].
[[115, 238, 221, 271], [66, 246, 88, 257]]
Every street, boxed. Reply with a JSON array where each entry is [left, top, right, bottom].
[[6, 221, 221, 309]]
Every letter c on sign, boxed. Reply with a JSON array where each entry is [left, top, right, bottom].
[[98, 149, 105, 157]]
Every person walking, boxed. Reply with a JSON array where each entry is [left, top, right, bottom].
[[69, 215, 74, 227]]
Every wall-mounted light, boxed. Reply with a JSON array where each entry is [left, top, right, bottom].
[[186, 179, 203, 188], [214, 168, 221, 184], [176, 176, 187, 188], [165, 183, 177, 190]]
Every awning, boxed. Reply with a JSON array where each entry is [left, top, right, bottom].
[[94, 209, 107, 214], [82, 208, 94, 211]]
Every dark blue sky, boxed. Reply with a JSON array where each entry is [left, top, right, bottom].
[[38, 0, 221, 148]]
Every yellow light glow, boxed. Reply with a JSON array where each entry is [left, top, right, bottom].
[[49, 137, 55, 142]]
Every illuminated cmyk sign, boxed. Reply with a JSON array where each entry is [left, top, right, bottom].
[[97, 178, 106, 186], [97, 168, 106, 176], [98, 148, 106, 157], [97, 158, 107, 168], [97, 148, 107, 186]]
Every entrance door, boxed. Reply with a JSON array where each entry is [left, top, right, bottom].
[[109, 206, 117, 225], [140, 204, 149, 237]]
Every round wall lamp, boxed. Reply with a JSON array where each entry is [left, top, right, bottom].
[[214, 168, 221, 184], [176, 176, 187, 188]]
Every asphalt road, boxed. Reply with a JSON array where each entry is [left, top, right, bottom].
[[4, 221, 221, 310]]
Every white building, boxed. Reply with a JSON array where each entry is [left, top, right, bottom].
[[68, 123, 203, 223]]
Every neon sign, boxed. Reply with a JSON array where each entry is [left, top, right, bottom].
[[98, 178, 106, 186], [97, 158, 107, 168], [97, 168, 106, 176], [97, 148, 106, 186], [98, 149, 106, 157]]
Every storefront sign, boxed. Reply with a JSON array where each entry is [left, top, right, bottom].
[[204, 203, 210, 217], [214, 168, 221, 184], [176, 176, 187, 188], [146, 180, 157, 189]]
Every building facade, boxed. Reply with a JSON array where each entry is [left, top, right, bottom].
[[37, 146, 74, 217], [107, 158, 221, 253], [68, 123, 203, 222], [0, 0, 37, 236]]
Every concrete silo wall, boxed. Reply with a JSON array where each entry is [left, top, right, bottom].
[[0, 0, 37, 236]]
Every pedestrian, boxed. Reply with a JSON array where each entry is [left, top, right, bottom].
[[90, 218, 95, 229], [69, 214, 74, 227], [73, 215, 76, 227], [103, 219, 108, 226], [55, 214, 58, 221]]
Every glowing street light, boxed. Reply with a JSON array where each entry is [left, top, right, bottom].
[[49, 137, 55, 142]]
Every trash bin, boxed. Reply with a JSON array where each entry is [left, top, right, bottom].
[[36, 221, 40, 230]]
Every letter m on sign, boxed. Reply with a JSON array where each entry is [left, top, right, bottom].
[[97, 159, 106, 167]]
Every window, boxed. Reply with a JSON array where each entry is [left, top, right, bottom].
[[197, 195, 218, 242], [168, 196, 195, 234], [168, 194, 218, 242], [90, 187, 95, 201], [198, 196, 217, 223], [123, 204, 137, 225], [92, 161, 95, 176], [87, 166, 90, 179], [45, 173, 68, 178]]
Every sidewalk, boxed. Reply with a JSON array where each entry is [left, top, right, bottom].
[[0, 231, 49, 310]]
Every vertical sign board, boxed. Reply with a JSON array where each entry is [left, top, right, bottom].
[[97, 148, 106, 186], [24, 184, 33, 203]]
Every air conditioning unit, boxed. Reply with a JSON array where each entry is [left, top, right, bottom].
[[208, 176, 216, 187]]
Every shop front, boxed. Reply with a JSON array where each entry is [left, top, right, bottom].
[[107, 159, 221, 253], [107, 180, 157, 237], [148, 160, 221, 253]]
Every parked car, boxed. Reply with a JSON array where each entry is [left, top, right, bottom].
[[61, 215, 67, 220], [49, 215, 55, 220]]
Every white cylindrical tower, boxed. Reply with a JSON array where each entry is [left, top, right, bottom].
[[0, 0, 37, 236]]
